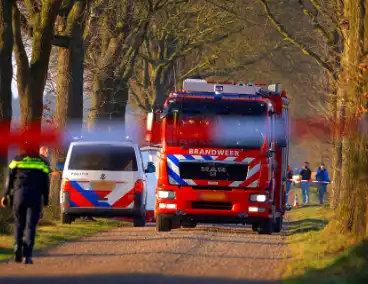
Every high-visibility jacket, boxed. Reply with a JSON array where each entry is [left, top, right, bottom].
[[2, 154, 50, 207]]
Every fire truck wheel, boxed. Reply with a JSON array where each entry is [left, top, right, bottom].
[[133, 215, 147, 227], [156, 215, 172, 232], [182, 221, 197, 228], [251, 223, 258, 232], [273, 217, 283, 233], [257, 218, 273, 235], [61, 213, 72, 224]]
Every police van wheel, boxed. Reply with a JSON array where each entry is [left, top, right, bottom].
[[182, 221, 197, 228], [156, 215, 171, 232], [273, 217, 283, 233], [61, 213, 72, 224], [257, 218, 273, 235], [133, 215, 146, 227]]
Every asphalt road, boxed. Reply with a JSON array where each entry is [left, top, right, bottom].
[[0, 224, 288, 284]]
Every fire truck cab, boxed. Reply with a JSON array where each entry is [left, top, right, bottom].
[[146, 79, 290, 234]]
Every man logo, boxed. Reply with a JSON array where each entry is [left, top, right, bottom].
[[209, 166, 217, 177], [100, 174, 106, 180]]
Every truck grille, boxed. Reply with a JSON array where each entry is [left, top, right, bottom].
[[179, 162, 248, 181], [192, 201, 233, 210]]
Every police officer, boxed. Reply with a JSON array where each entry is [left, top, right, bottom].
[[39, 145, 51, 173], [0, 145, 50, 264], [38, 145, 51, 220]]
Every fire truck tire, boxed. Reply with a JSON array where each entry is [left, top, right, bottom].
[[156, 215, 172, 232], [61, 213, 72, 224], [251, 224, 258, 232], [182, 221, 197, 228], [133, 215, 147, 227], [273, 217, 283, 233], [257, 218, 273, 235]]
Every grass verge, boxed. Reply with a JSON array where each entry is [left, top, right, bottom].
[[0, 218, 122, 262], [283, 186, 368, 284]]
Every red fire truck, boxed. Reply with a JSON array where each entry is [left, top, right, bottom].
[[146, 79, 290, 234]]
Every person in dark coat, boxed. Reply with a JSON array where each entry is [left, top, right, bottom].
[[39, 145, 51, 220], [315, 163, 331, 204], [299, 161, 312, 204], [285, 165, 293, 206], [0, 145, 50, 264], [39, 145, 51, 173]]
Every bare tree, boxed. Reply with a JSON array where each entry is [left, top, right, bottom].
[[0, 0, 13, 195], [85, 0, 177, 130], [12, 0, 63, 140]]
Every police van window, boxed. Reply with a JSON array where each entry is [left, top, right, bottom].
[[68, 145, 138, 171]]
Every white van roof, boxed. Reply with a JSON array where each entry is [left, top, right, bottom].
[[69, 141, 138, 147]]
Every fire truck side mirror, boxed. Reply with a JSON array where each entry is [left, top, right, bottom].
[[146, 112, 155, 143], [146, 112, 154, 132], [146, 111, 161, 144]]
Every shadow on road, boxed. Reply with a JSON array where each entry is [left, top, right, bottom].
[[0, 273, 279, 284], [283, 218, 328, 236], [69, 236, 286, 246], [37, 250, 288, 260]]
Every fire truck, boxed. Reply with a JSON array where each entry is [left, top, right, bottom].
[[146, 79, 290, 234]]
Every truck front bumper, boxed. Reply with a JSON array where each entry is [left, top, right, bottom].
[[155, 186, 273, 224]]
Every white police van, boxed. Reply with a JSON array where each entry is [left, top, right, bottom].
[[57, 141, 155, 226]]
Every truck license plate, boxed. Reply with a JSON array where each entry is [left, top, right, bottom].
[[199, 192, 226, 201]]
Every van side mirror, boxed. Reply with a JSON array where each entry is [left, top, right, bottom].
[[145, 162, 156, 173], [276, 136, 287, 148], [55, 162, 64, 171]]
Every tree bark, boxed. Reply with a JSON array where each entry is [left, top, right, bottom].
[[12, 0, 63, 148], [338, 0, 367, 238], [0, 0, 13, 188], [51, 0, 87, 207]]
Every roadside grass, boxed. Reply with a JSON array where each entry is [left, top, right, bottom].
[[0, 218, 123, 262], [283, 186, 368, 284]]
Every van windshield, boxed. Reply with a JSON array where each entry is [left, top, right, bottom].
[[68, 144, 138, 171]]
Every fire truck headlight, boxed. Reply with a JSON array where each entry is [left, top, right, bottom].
[[157, 190, 176, 200], [250, 194, 267, 202]]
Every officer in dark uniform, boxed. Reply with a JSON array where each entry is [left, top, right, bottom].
[[0, 145, 50, 264]]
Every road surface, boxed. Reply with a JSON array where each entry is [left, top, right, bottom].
[[0, 224, 288, 284]]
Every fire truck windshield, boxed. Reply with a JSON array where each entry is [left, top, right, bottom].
[[165, 99, 268, 149]]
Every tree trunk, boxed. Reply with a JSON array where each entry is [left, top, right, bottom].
[[88, 70, 114, 130], [330, 82, 344, 209], [109, 78, 129, 136], [13, 1, 62, 150], [338, 0, 366, 238], [0, 0, 13, 187], [51, 0, 86, 208]]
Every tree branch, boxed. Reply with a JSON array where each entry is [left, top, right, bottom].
[[24, 0, 41, 22], [309, 0, 340, 27], [255, 0, 334, 74], [12, 2, 30, 94], [298, 0, 330, 42], [159, 30, 237, 70]]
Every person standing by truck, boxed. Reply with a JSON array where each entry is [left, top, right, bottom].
[[299, 161, 312, 205], [285, 165, 293, 206], [315, 163, 331, 204]]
